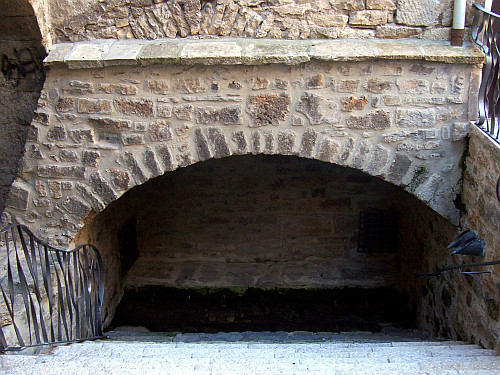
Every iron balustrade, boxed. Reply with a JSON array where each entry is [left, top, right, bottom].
[[472, 3, 500, 143], [0, 224, 105, 351]]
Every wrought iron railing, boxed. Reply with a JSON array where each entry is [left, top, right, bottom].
[[0, 224, 105, 351], [472, 3, 500, 143]]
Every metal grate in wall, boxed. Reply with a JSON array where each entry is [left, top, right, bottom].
[[357, 210, 399, 253]]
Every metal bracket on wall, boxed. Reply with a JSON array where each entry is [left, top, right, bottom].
[[416, 260, 500, 301]]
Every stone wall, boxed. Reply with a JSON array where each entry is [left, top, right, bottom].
[[43, 0, 481, 45], [0, 0, 46, 214], [1, 41, 481, 246]]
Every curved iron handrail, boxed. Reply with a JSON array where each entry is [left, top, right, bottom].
[[472, 3, 500, 143], [0, 224, 105, 351]]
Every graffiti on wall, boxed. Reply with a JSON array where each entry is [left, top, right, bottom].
[[1, 47, 44, 87]]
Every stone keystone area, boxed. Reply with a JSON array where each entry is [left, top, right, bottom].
[[1, 44, 482, 245]]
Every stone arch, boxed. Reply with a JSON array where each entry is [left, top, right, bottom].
[[2, 55, 475, 245]]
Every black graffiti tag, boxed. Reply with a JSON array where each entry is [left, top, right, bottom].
[[1, 48, 44, 87]]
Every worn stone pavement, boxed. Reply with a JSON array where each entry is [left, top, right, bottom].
[[1, 328, 499, 375]]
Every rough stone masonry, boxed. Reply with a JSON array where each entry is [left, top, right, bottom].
[[0, 39, 482, 246]]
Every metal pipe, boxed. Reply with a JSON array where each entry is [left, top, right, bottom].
[[451, 0, 467, 46]]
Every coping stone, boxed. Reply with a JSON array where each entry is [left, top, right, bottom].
[[45, 38, 484, 69]]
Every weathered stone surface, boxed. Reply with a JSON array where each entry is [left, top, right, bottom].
[[88, 116, 132, 131], [375, 25, 422, 38], [317, 138, 339, 162], [306, 75, 324, 89], [452, 122, 469, 141], [149, 120, 172, 141], [121, 134, 145, 146], [97, 83, 137, 95], [157, 103, 173, 118], [277, 130, 296, 155], [352, 140, 371, 169], [341, 96, 368, 111], [365, 144, 389, 175], [349, 10, 389, 26], [144, 148, 162, 177], [82, 150, 100, 167], [6, 184, 29, 210], [47, 126, 66, 141], [174, 78, 206, 94], [396, 108, 436, 127], [397, 79, 430, 94], [263, 130, 275, 154], [364, 78, 392, 93], [231, 130, 247, 154], [69, 129, 95, 143], [296, 93, 340, 125], [37, 165, 85, 179], [299, 128, 317, 158], [89, 171, 117, 205], [55, 97, 76, 113], [61, 196, 90, 220], [173, 104, 194, 121], [123, 152, 147, 184], [337, 80, 359, 93], [195, 106, 242, 125], [206, 127, 231, 158], [77, 98, 112, 114], [146, 80, 170, 95], [395, 0, 444, 27], [75, 182, 105, 212], [114, 98, 154, 117], [367, 0, 397, 10], [106, 169, 131, 190], [251, 131, 261, 154], [387, 153, 412, 183], [347, 110, 391, 130], [59, 150, 78, 163], [157, 144, 175, 172], [247, 94, 291, 127], [194, 128, 211, 161], [383, 95, 402, 106]]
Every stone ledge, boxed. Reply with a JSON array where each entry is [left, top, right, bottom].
[[45, 38, 484, 69]]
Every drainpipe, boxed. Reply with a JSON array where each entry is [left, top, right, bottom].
[[451, 0, 467, 46]]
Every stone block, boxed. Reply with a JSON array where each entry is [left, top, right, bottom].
[[331, 0, 365, 11], [157, 144, 175, 171], [174, 78, 206, 94], [6, 184, 29, 210], [89, 171, 117, 205], [395, 0, 441, 27], [106, 169, 131, 190], [375, 25, 422, 38], [206, 127, 231, 158], [337, 80, 360, 93], [195, 105, 242, 125], [143, 148, 162, 177], [263, 130, 275, 154], [157, 103, 173, 118], [77, 98, 112, 114], [363, 78, 392, 93], [347, 110, 391, 130], [47, 126, 67, 141], [349, 10, 389, 27], [247, 94, 291, 127], [251, 131, 261, 154], [365, 144, 389, 176], [452, 122, 469, 141], [69, 129, 95, 143], [59, 150, 78, 163], [75, 183, 105, 212], [396, 79, 430, 94], [37, 165, 85, 179], [277, 130, 296, 155], [341, 96, 368, 111], [180, 41, 242, 65], [55, 97, 76, 113], [61, 196, 90, 220], [103, 40, 143, 66], [88, 116, 132, 132], [65, 41, 113, 69], [317, 138, 339, 162], [387, 153, 412, 184], [195, 128, 211, 161], [308, 12, 348, 28], [299, 128, 318, 158], [396, 108, 436, 127], [114, 98, 154, 117], [121, 134, 145, 146], [367, 0, 396, 10], [231, 130, 248, 154], [296, 92, 340, 125], [97, 83, 137, 95], [123, 152, 147, 184], [146, 80, 170, 95], [149, 120, 172, 142]]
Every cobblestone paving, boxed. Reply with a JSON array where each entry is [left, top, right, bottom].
[[1, 329, 499, 375]]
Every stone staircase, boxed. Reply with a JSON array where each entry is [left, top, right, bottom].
[[1, 328, 499, 374]]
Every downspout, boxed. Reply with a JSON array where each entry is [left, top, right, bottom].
[[451, 0, 467, 46]]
